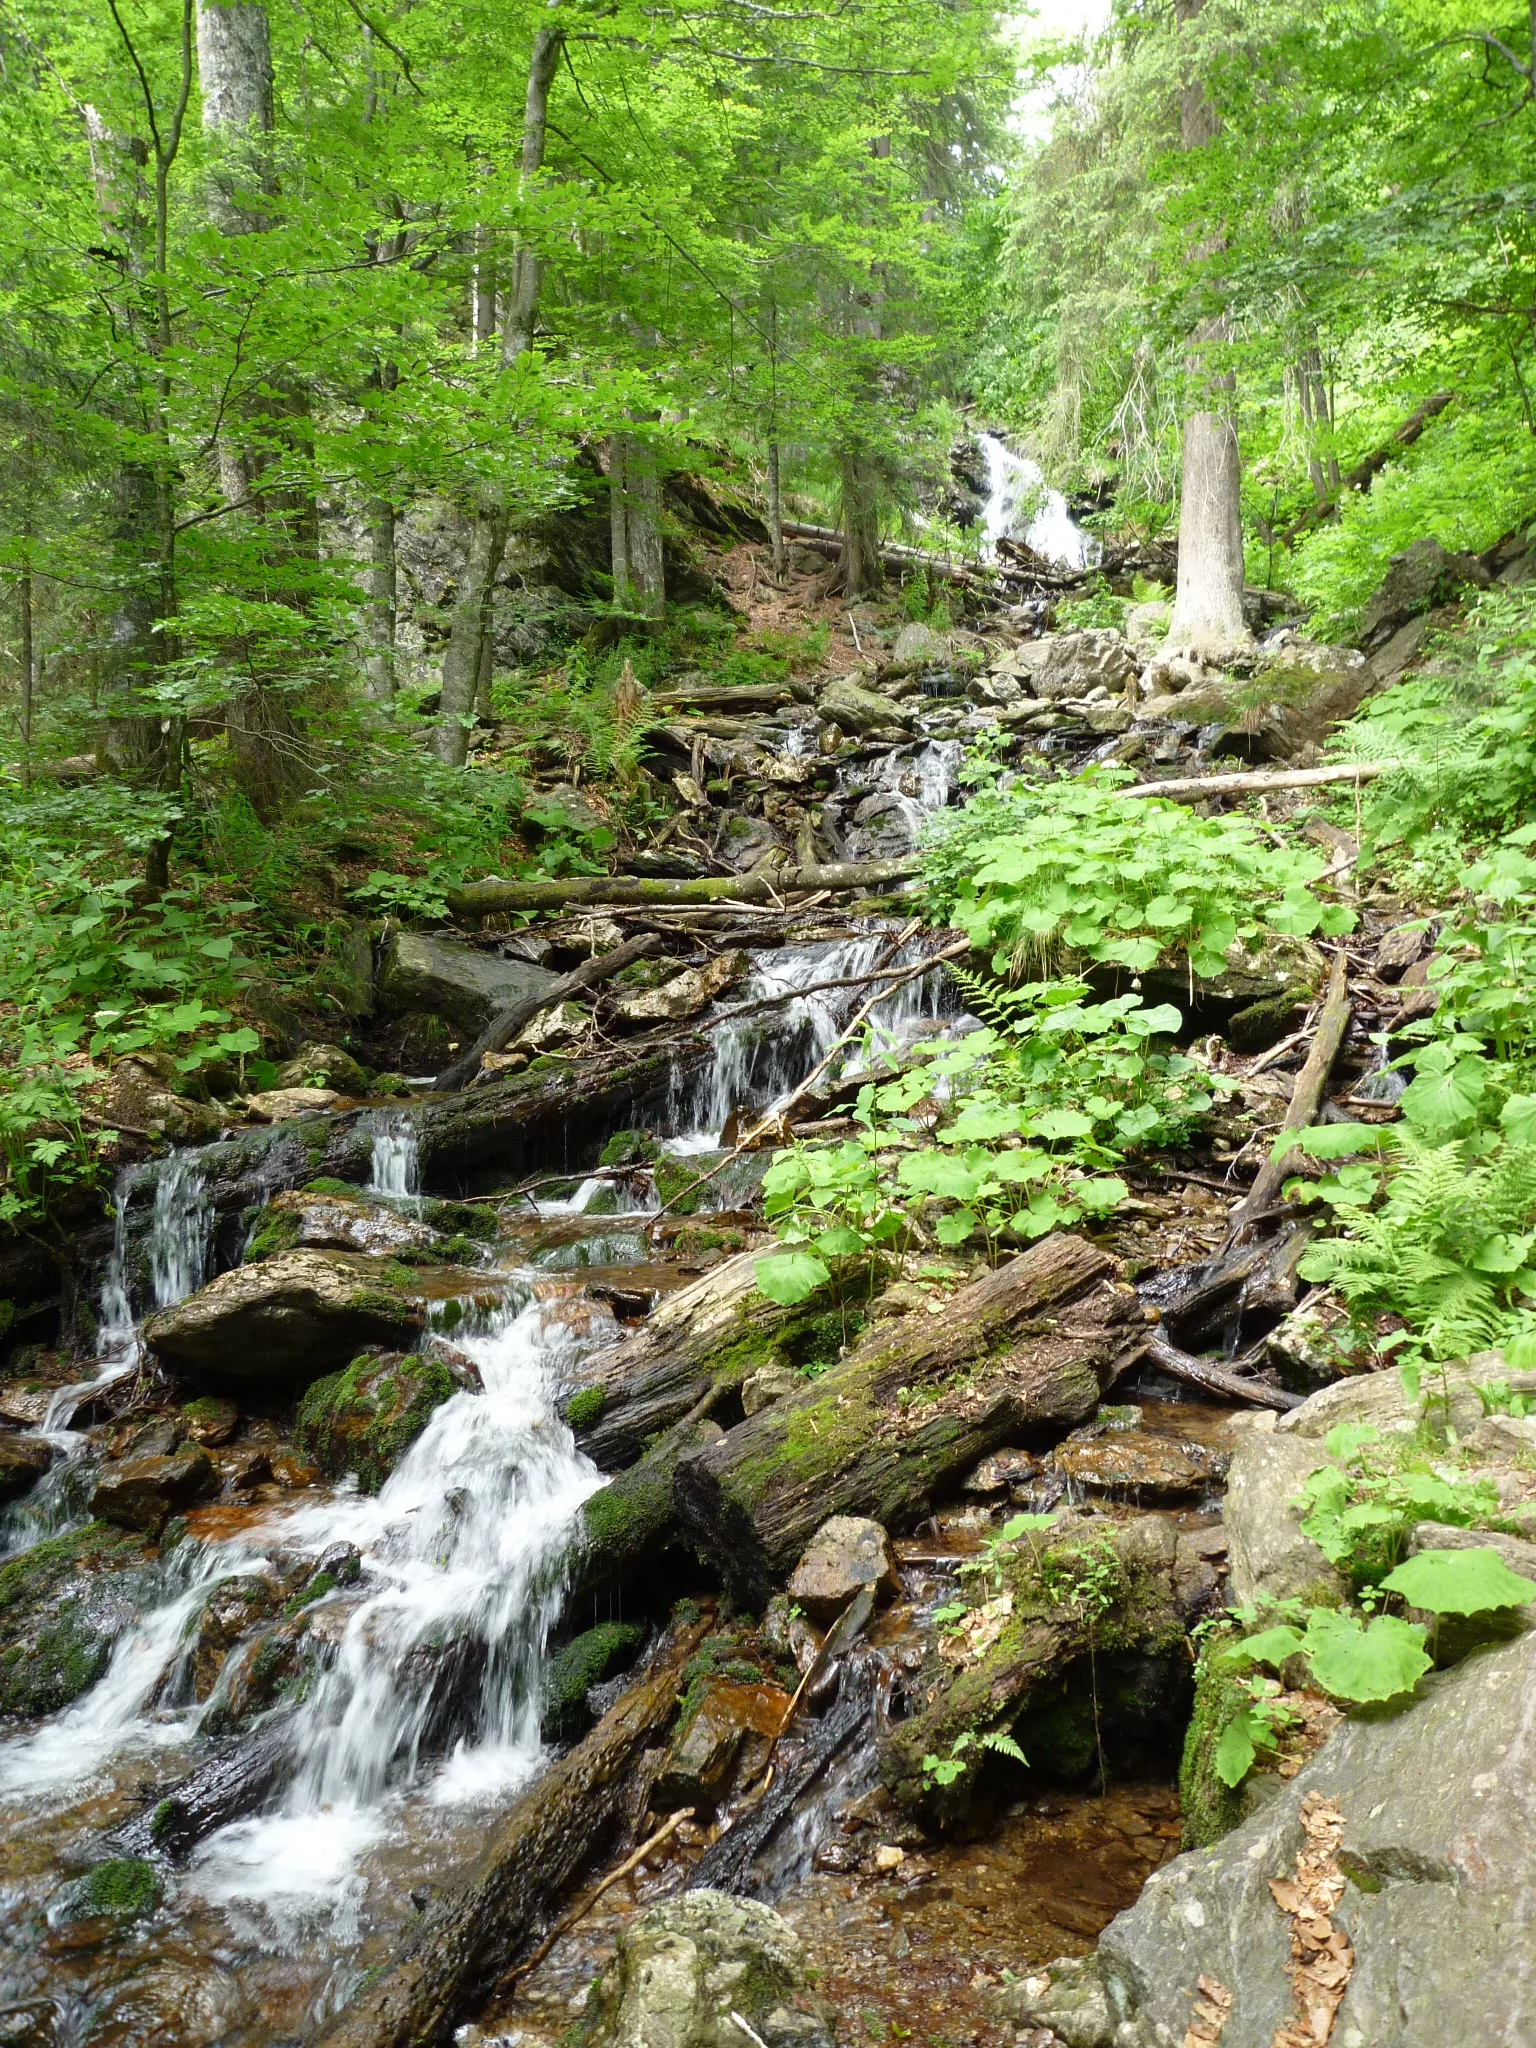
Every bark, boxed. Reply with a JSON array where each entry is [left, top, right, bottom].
[[363, 494, 397, 699], [674, 1237, 1148, 1609], [312, 1619, 709, 2048], [1276, 392, 1454, 549], [1117, 763, 1383, 803], [1168, 376, 1249, 662], [110, 1711, 297, 1859], [1144, 1329, 1300, 1412], [610, 431, 666, 619], [1223, 947, 1352, 1244], [435, 26, 564, 764], [195, 1, 275, 231], [17, 554, 34, 791], [837, 451, 883, 600], [445, 858, 919, 918], [433, 932, 664, 1092], [767, 439, 786, 581]]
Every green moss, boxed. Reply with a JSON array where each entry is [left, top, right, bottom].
[[283, 1570, 338, 1618], [149, 1798, 177, 1843], [245, 1207, 302, 1262], [0, 1522, 141, 1717], [1179, 1647, 1252, 1849], [302, 1177, 360, 1198], [543, 1621, 643, 1736], [296, 1353, 455, 1492], [420, 1198, 498, 1241], [565, 1386, 606, 1431], [653, 1155, 707, 1216], [81, 1857, 161, 1920], [579, 1458, 673, 1569], [343, 1284, 420, 1328], [180, 1396, 230, 1424]]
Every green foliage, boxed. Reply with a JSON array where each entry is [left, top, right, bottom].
[[1295, 1425, 1500, 1584], [1224, 1601, 1431, 1709], [79, 1858, 163, 1921], [1379, 1547, 1536, 1617], [921, 1725, 1027, 1791], [925, 776, 1353, 983], [564, 1387, 606, 1432]]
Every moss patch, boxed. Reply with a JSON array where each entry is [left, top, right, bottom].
[[0, 1522, 142, 1717], [296, 1352, 456, 1492], [1179, 1646, 1252, 1849], [245, 1207, 302, 1262], [566, 1386, 606, 1432], [81, 1857, 162, 1919], [543, 1622, 643, 1737]]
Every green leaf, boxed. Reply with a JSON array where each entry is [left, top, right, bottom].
[[1303, 1611, 1431, 1703], [1288, 1123, 1382, 1161], [1029, 1108, 1093, 1140], [754, 1251, 831, 1305], [934, 1208, 978, 1246], [1324, 1423, 1379, 1460], [1501, 1095, 1536, 1145], [1380, 1547, 1536, 1616], [1213, 1712, 1258, 1789], [1400, 1057, 1487, 1139], [1226, 1625, 1305, 1670]]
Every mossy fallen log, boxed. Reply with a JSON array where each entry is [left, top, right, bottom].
[[674, 1236, 1149, 1609], [312, 1616, 709, 2048], [444, 860, 919, 919]]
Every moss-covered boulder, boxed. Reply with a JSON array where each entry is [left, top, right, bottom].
[[56, 1856, 163, 1922], [542, 1621, 644, 1739], [296, 1349, 463, 1491], [0, 1522, 146, 1718], [142, 1250, 425, 1391]]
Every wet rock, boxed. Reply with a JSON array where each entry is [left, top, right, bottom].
[[192, 1571, 280, 1699], [295, 1348, 466, 1491], [244, 1084, 344, 1121], [102, 1057, 223, 1145], [377, 928, 560, 1035], [787, 1515, 896, 1622], [1222, 1424, 1346, 1610], [52, 1856, 162, 1923], [92, 1447, 219, 1535], [513, 998, 593, 1051], [542, 1621, 644, 1739], [574, 1889, 833, 2048], [960, 1447, 1041, 1497], [1093, 1627, 1536, 2048], [79, 1949, 252, 2047], [274, 1042, 369, 1093], [991, 1954, 1110, 2048], [656, 1676, 791, 1809], [0, 1432, 53, 1501], [1051, 1430, 1224, 1504], [1375, 922, 1425, 980], [251, 1187, 443, 1261], [762, 1593, 821, 1676], [0, 1999, 58, 2047], [269, 1448, 323, 1488], [817, 677, 916, 735], [616, 950, 749, 1025], [741, 1364, 801, 1417], [0, 1522, 147, 1717], [143, 1250, 424, 1391], [0, 1381, 54, 1428]]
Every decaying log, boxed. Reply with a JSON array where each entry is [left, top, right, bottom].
[[1276, 392, 1454, 548], [109, 1712, 298, 1861], [313, 1617, 709, 2048], [1143, 1328, 1301, 1412], [445, 860, 919, 919], [1223, 947, 1352, 1245], [674, 1236, 1148, 1609], [434, 933, 663, 1092], [1117, 764, 1384, 804]]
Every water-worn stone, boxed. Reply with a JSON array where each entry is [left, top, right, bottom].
[[295, 1349, 467, 1491], [377, 929, 560, 1035], [0, 1433, 52, 1501], [1083, 1627, 1536, 2048], [742, 1364, 801, 1417], [960, 1447, 1041, 1497], [1052, 1431, 1223, 1503], [1222, 1426, 1346, 1611], [655, 1676, 791, 1808], [180, 1397, 239, 1446], [274, 1042, 369, 1094], [0, 1522, 147, 1717], [788, 1515, 896, 1621], [571, 1889, 833, 2048], [91, 1447, 219, 1535], [513, 999, 593, 1051], [143, 1250, 424, 1391], [245, 1086, 345, 1122], [889, 621, 952, 666], [248, 1187, 443, 1261], [78, 1950, 253, 2046], [1276, 1350, 1536, 1444], [615, 951, 749, 1025], [817, 678, 916, 735]]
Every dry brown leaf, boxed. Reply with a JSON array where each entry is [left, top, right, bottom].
[[1269, 1793, 1354, 2048], [1183, 1973, 1233, 2046]]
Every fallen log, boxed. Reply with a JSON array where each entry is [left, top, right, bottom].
[[673, 1236, 1148, 1610], [109, 1712, 298, 1861], [1276, 393, 1454, 548], [1143, 1329, 1301, 1412], [1223, 947, 1352, 1245], [781, 519, 989, 586], [1117, 764, 1384, 804], [445, 860, 920, 919], [312, 1617, 709, 2048], [434, 933, 664, 1092], [651, 682, 796, 710]]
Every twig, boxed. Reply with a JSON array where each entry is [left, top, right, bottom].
[[434, 933, 663, 1092], [503, 1805, 697, 1992], [703, 943, 957, 1026], [1223, 948, 1352, 1247], [1142, 1329, 1302, 1411], [1116, 764, 1384, 804]]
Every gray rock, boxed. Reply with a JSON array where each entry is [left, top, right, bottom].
[[377, 930, 559, 1035], [523, 781, 609, 841], [817, 678, 916, 735], [1222, 1428, 1346, 1611], [742, 1365, 801, 1418], [787, 1514, 895, 1621], [0, 1433, 53, 1502], [1367, 615, 1428, 686], [1016, 629, 1137, 703], [143, 1251, 424, 1391], [1374, 923, 1425, 981], [1360, 538, 1453, 649], [1277, 1352, 1536, 1443], [890, 621, 952, 666], [1094, 1628, 1536, 2047], [275, 1042, 370, 1094], [992, 1954, 1112, 2048], [576, 1889, 832, 2048]]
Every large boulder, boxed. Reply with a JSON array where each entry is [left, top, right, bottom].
[[142, 1251, 424, 1390], [0, 1432, 53, 1502], [817, 677, 916, 735], [1358, 538, 1481, 651], [0, 1522, 147, 1717], [376, 930, 560, 1035], [1015, 629, 1137, 702], [1222, 1421, 1347, 1611], [92, 1446, 219, 1535], [889, 621, 952, 666], [246, 1187, 445, 1261], [295, 1348, 469, 1491], [569, 1889, 833, 2048], [1076, 1628, 1536, 2047]]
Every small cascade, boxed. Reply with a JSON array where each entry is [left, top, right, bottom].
[[368, 1109, 420, 1200], [838, 738, 964, 861], [977, 431, 1097, 570]]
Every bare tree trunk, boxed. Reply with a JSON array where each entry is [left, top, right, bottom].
[[610, 431, 665, 620], [609, 433, 631, 606], [838, 451, 882, 601], [17, 555, 33, 791], [1167, 0, 1250, 664], [101, 461, 171, 779], [436, 25, 564, 765], [363, 496, 397, 700], [767, 439, 786, 581]]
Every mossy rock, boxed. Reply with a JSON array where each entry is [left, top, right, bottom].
[[70, 1857, 162, 1921], [0, 1522, 145, 1717], [542, 1621, 643, 1738], [245, 1206, 303, 1262], [566, 1386, 606, 1432], [296, 1350, 457, 1492], [653, 1156, 707, 1217], [1178, 1646, 1253, 1849]]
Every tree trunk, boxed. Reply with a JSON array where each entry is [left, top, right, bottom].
[[610, 431, 666, 619], [101, 460, 171, 779], [767, 439, 786, 581], [444, 857, 920, 917], [363, 494, 397, 699], [435, 25, 564, 763], [674, 1237, 1147, 1609], [312, 1618, 709, 2048], [838, 451, 882, 600], [17, 551, 34, 791]]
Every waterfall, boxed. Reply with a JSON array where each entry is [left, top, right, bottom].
[[976, 431, 1097, 570], [368, 1110, 420, 1200]]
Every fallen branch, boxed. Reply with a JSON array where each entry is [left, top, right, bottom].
[[1223, 948, 1352, 1245], [1143, 1328, 1302, 1412], [434, 933, 665, 1092], [1116, 764, 1384, 804], [1276, 393, 1454, 548], [446, 859, 920, 919], [502, 1804, 697, 1994]]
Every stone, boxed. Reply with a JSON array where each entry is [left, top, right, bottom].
[[78, 1952, 253, 2046], [1466, 1411, 1536, 1460], [244, 1086, 344, 1122], [542, 1621, 645, 1739], [615, 951, 749, 1025], [0, 1382, 53, 1428], [1276, 1351, 1536, 1444], [1367, 613, 1428, 685], [1051, 1431, 1225, 1503], [377, 929, 560, 1036], [961, 1447, 1041, 1496], [0, 1521, 147, 1717], [787, 1515, 896, 1621], [1091, 1627, 1536, 2048], [655, 1676, 791, 1809], [719, 813, 783, 873], [890, 621, 952, 666], [1015, 629, 1137, 703], [116, 1417, 178, 1459], [250, 1188, 444, 1261], [991, 1955, 1112, 2048], [274, 1042, 369, 1094], [102, 1058, 224, 1146], [817, 677, 917, 735], [1222, 1430, 1347, 1611], [296, 1349, 469, 1492], [512, 999, 592, 1052], [1402, 1521, 1536, 1658], [0, 1433, 53, 1502], [142, 1250, 424, 1391], [1360, 537, 1454, 649], [1123, 600, 1171, 656], [742, 1364, 802, 1418], [523, 781, 609, 842], [1374, 923, 1425, 981], [573, 1888, 833, 2048], [91, 1447, 219, 1534]]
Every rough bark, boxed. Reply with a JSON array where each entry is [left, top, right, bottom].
[[674, 1237, 1148, 1609], [110, 1711, 297, 1859], [446, 858, 919, 918], [611, 431, 666, 619], [1168, 381, 1249, 662], [1223, 947, 1352, 1244], [312, 1618, 709, 2048], [435, 505, 508, 766], [767, 439, 786, 581], [195, 1, 275, 231], [837, 451, 883, 601]]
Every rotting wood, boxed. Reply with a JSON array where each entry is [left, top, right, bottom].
[[1222, 948, 1352, 1246], [434, 932, 664, 1092], [445, 859, 920, 918], [1142, 1328, 1301, 1412], [501, 1804, 697, 1994], [311, 1617, 709, 2048], [673, 1236, 1148, 1610], [1116, 765, 1384, 804]]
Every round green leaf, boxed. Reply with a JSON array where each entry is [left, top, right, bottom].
[[1304, 1612, 1430, 1703], [1381, 1546, 1536, 1616], [754, 1251, 831, 1306]]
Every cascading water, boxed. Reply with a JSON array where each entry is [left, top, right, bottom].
[[368, 1109, 420, 1199], [977, 431, 1097, 570]]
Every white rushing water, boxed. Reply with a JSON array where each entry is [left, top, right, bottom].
[[368, 1109, 420, 1199], [977, 431, 1098, 570]]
